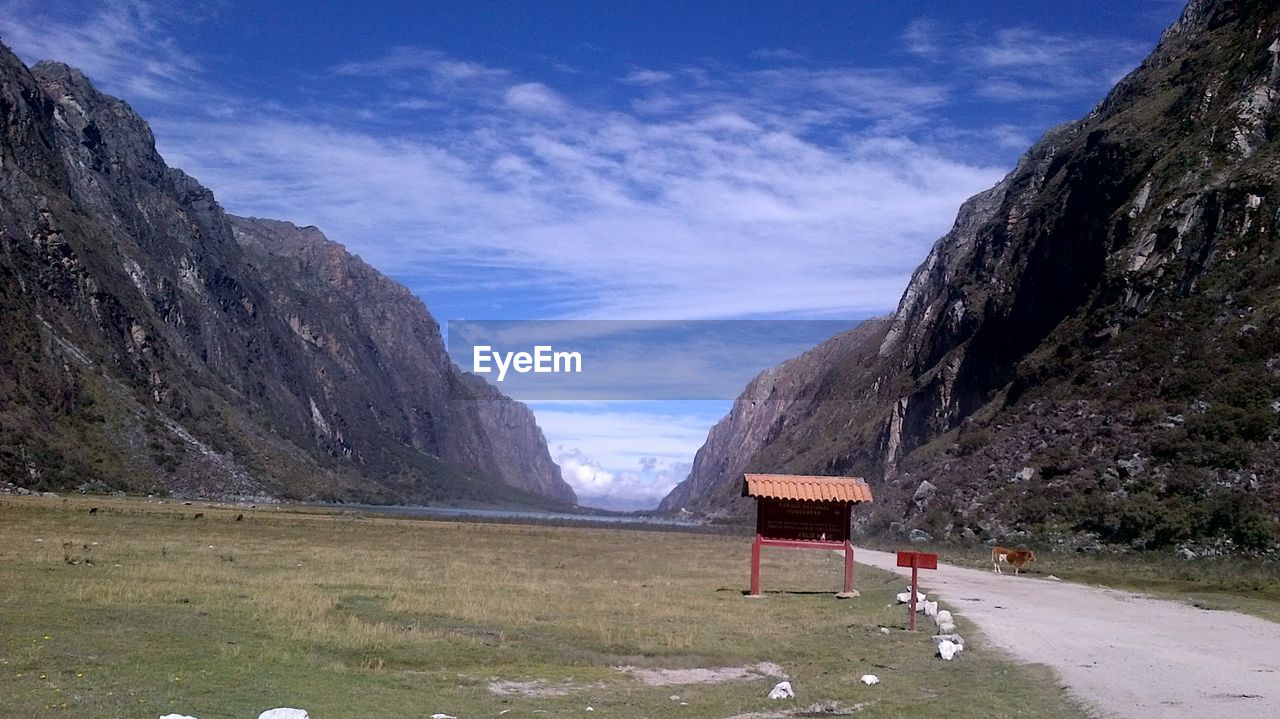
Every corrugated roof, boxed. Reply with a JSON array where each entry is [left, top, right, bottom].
[[743, 473, 874, 503]]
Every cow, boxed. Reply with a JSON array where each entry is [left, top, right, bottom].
[[992, 546, 1036, 575]]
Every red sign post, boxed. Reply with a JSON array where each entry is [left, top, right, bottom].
[[896, 551, 938, 630]]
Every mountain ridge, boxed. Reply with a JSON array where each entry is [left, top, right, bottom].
[[0, 43, 574, 506], [661, 0, 1280, 552]]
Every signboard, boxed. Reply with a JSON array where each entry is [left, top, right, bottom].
[[897, 551, 937, 570], [757, 498, 851, 542]]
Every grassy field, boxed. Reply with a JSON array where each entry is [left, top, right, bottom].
[[0, 497, 1085, 719], [865, 540, 1280, 624]]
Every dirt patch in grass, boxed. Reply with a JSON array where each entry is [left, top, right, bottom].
[[486, 678, 602, 697], [617, 661, 787, 685]]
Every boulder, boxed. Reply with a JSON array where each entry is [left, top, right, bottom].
[[908, 528, 932, 544], [258, 710, 309, 719], [768, 681, 794, 700], [912, 480, 937, 502], [937, 639, 963, 661]]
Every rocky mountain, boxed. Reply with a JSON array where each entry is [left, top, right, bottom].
[[0, 43, 575, 506], [662, 0, 1280, 552]]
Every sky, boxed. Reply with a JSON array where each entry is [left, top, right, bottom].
[[0, 0, 1185, 509]]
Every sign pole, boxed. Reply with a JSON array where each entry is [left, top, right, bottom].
[[750, 534, 762, 596], [843, 540, 854, 594], [909, 559, 918, 631]]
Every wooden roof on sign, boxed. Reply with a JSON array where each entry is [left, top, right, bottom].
[[742, 473, 873, 503]]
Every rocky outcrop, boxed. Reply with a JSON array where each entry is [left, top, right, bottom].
[[663, 0, 1280, 550], [230, 217, 575, 504], [0, 44, 573, 506]]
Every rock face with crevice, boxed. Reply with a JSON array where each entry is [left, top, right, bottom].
[[664, 0, 1280, 550], [0, 44, 573, 506]]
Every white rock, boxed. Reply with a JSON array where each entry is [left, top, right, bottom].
[[860, 674, 879, 685], [937, 621, 957, 635], [938, 640, 963, 661], [258, 710, 309, 719], [160, 715, 200, 719], [934, 610, 953, 627], [768, 680, 795, 699], [895, 591, 926, 604], [923, 600, 938, 617], [431, 714, 457, 719]]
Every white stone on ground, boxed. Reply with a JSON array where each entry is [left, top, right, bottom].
[[160, 715, 199, 719], [258, 710, 309, 719], [860, 674, 880, 685], [938, 640, 963, 661], [896, 590, 927, 604], [768, 680, 795, 699]]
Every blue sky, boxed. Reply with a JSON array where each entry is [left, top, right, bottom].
[[1, 0, 1184, 509]]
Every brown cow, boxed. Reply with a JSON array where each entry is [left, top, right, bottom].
[[992, 546, 1036, 575]]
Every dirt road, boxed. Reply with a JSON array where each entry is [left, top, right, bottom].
[[855, 548, 1280, 718]]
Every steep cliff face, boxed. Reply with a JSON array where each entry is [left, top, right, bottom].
[[231, 217, 574, 503], [0, 44, 573, 506], [664, 0, 1280, 550]]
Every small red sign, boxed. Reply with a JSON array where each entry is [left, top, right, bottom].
[[897, 551, 938, 569]]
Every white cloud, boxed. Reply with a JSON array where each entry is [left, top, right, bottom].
[[143, 62, 1000, 319], [0, 0, 201, 102], [902, 17, 1148, 105], [751, 47, 804, 62], [504, 82, 567, 115], [555, 447, 693, 509], [622, 68, 674, 85], [335, 46, 508, 85]]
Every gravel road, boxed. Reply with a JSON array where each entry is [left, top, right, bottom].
[[855, 548, 1280, 718]]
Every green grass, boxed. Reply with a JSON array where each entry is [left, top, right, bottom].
[[865, 539, 1280, 624], [0, 497, 1086, 718]]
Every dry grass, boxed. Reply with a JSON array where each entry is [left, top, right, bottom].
[[0, 496, 1085, 718]]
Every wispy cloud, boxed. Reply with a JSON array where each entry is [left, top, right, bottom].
[[750, 47, 804, 62], [621, 68, 674, 85], [0, 0, 201, 102], [335, 46, 509, 85], [133, 40, 1000, 320], [903, 18, 1148, 103]]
